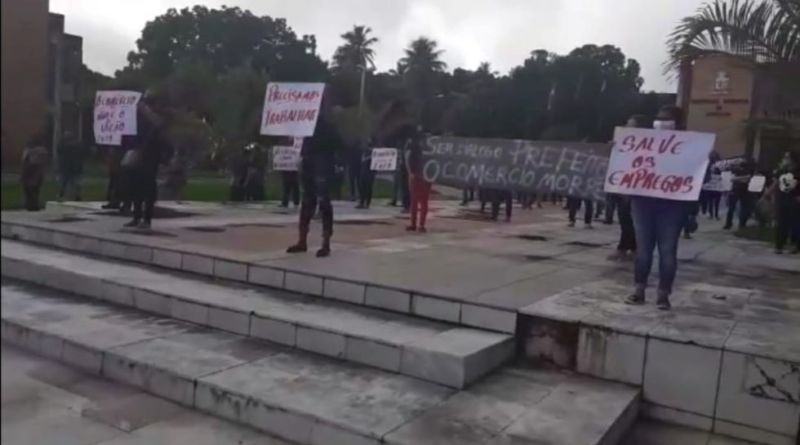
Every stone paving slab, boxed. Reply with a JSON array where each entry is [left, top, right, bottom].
[[2, 240, 514, 388], [2, 279, 641, 445]]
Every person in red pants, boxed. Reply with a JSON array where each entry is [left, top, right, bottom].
[[406, 126, 432, 232]]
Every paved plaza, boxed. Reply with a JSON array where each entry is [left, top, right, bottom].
[[1, 199, 798, 444]]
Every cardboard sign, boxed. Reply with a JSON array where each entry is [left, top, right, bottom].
[[94, 90, 141, 146], [371, 148, 398, 171], [272, 144, 301, 171], [422, 136, 610, 201], [604, 127, 715, 201], [747, 175, 766, 193], [260, 82, 325, 137]]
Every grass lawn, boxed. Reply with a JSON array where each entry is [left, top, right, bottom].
[[1, 172, 394, 210]]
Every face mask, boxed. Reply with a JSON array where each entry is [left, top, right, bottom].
[[653, 120, 676, 130]]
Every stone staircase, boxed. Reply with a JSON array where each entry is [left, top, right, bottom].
[[0, 238, 640, 444]]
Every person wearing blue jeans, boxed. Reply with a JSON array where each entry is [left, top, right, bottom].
[[625, 105, 695, 310], [627, 197, 687, 309]]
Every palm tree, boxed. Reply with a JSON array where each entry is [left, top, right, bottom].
[[398, 37, 447, 74], [667, 0, 799, 70], [332, 25, 379, 70], [398, 37, 447, 129]]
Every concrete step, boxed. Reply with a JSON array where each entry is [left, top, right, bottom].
[[1, 240, 513, 388], [1, 218, 518, 334], [1, 280, 640, 445]]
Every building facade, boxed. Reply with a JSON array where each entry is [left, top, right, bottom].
[[1, 0, 83, 169], [680, 54, 800, 167], [1, 0, 50, 168]]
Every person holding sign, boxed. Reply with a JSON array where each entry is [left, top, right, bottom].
[[123, 92, 170, 229], [723, 156, 756, 230], [286, 110, 343, 258], [606, 106, 714, 310]]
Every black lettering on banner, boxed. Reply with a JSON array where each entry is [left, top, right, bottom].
[[421, 136, 611, 201]]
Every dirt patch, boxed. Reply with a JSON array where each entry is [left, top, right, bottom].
[[336, 220, 392, 226], [91, 208, 197, 219], [564, 241, 608, 248], [46, 216, 89, 223], [516, 234, 548, 242], [185, 226, 226, 233]]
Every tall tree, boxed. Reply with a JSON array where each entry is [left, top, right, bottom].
[[667, 0, 800, 69], [399, 37, 447, 127], [332, 25, 379, 70], [399, 37, 447, 74], [123, 6, 327, 83]]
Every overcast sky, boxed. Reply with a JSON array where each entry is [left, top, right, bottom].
[[50, 0, 707, 92]]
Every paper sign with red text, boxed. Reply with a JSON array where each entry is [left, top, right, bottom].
[[260, 82, 325, 137], [94, 90, 141, 146], [604, 127, 715, 201]]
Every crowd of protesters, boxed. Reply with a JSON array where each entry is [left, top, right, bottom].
[[16, 96, 799, 289]]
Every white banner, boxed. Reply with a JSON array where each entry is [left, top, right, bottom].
[[370, 148, 398, 171], [604, 127, 715, 201], [93, 90, 141, 146], [260, 82, 325, 137]]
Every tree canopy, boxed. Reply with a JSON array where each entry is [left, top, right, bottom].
[[104, 5, 658, 165], [667, 0, 800, 70]]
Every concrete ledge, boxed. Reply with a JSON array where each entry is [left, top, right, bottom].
[[0, 220, 517, 334], [519, 310, 799, 443]]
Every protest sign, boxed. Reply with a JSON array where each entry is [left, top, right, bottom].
[[371, 148, 398, 171], [273, 143, 301, 171], [712, 156, 745, 172], [720, 171, 734, 192], [604, 127, 715, 201], [260, 82, 325, 137], [94, 90, 141, 146], [702, 174, 725, 192], [748, 175, 766, 193], [421, 136, 610, 201]]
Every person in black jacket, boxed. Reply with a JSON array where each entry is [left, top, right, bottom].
[[357, 143, 375, 209], [724, 157, 756, 230], [124, 92, 170, 229], [287, 110, 344, 258]]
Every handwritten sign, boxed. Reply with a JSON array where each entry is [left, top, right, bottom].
[[747, 175, 766, 193], [720, 171, 733, 192], [93, 90, 141, 146], [604, 127, 715, 201], [712, 156, 745, 172], [371, 148, 398, 171], [702, 174, 725, 192], [273, 143, 301, 171], [260, 82, 325, 137], [422, 136, 610, 201]]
